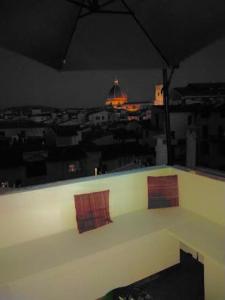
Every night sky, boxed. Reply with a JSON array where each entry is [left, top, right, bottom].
[[0, 37, 225, 109]]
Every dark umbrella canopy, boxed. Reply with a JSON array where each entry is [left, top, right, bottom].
[[0, 0, 225, 70], [0, 0, 80, 69]]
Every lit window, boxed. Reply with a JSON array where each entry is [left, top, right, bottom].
[[68, 164, 76, 173]]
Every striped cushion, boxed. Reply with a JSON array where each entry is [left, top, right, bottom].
[[147, 175, 179, 209]]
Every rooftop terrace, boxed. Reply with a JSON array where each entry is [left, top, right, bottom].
[[0, 166, 224, 300]]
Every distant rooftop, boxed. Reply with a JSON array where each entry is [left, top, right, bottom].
[[53, 125, 79, 137], [153, 103, 225, 113], [0, 120, 47, 129], [174, 82, 225, 97]]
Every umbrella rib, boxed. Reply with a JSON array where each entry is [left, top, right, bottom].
[[65, 0, 171, 69], [62, 0, 85, 69], [68, 0, 116, 11], [78, 0, 124, 18], [67, 0, 91, 9], [79, 10, 130, 17], [120, 0, 170, 67], [99, 0, 117, 9], [95, 10, 130, 14]]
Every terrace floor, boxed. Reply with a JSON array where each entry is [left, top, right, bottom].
[[104, 251, 204, 299]]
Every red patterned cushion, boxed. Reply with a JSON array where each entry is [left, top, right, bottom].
[[147, 175, 179, 209], [74, 190, 112, 233]]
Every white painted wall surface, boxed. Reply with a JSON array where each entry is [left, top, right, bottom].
[[0, 166, 224, 300]]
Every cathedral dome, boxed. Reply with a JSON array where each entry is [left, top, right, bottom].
[[105, 79, 128, 107], [108, 79, 127, 99]]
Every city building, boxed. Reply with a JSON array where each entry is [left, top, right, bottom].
[[172, 82, 225, 105], [186, 103, 225, 171], [53, 125, 82, 147], [105, 79, 128, 108], [88, 109, 110, 125], [105, 79, 151, 115], [153, 83, 164, 105], [151, 104, 195, 165]]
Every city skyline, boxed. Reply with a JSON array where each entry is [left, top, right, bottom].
[[0, 37, 225, 109]]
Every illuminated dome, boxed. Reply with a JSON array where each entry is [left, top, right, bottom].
[[105, 79, 128, 108]]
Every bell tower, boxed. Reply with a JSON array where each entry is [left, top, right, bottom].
[[154, 84, 164, 105]]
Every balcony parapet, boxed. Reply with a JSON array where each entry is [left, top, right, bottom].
[[0, 165, 224, 300]]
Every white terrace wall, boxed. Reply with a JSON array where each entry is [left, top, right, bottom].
[[171, 167, 225, 300], [0, 166, 224, 300], [0, 166, 171, 248], [204, 255, 225, 300], [171, 168, 225, 225], [1, 166, 225, 248], [0, 166, 180, 300]]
